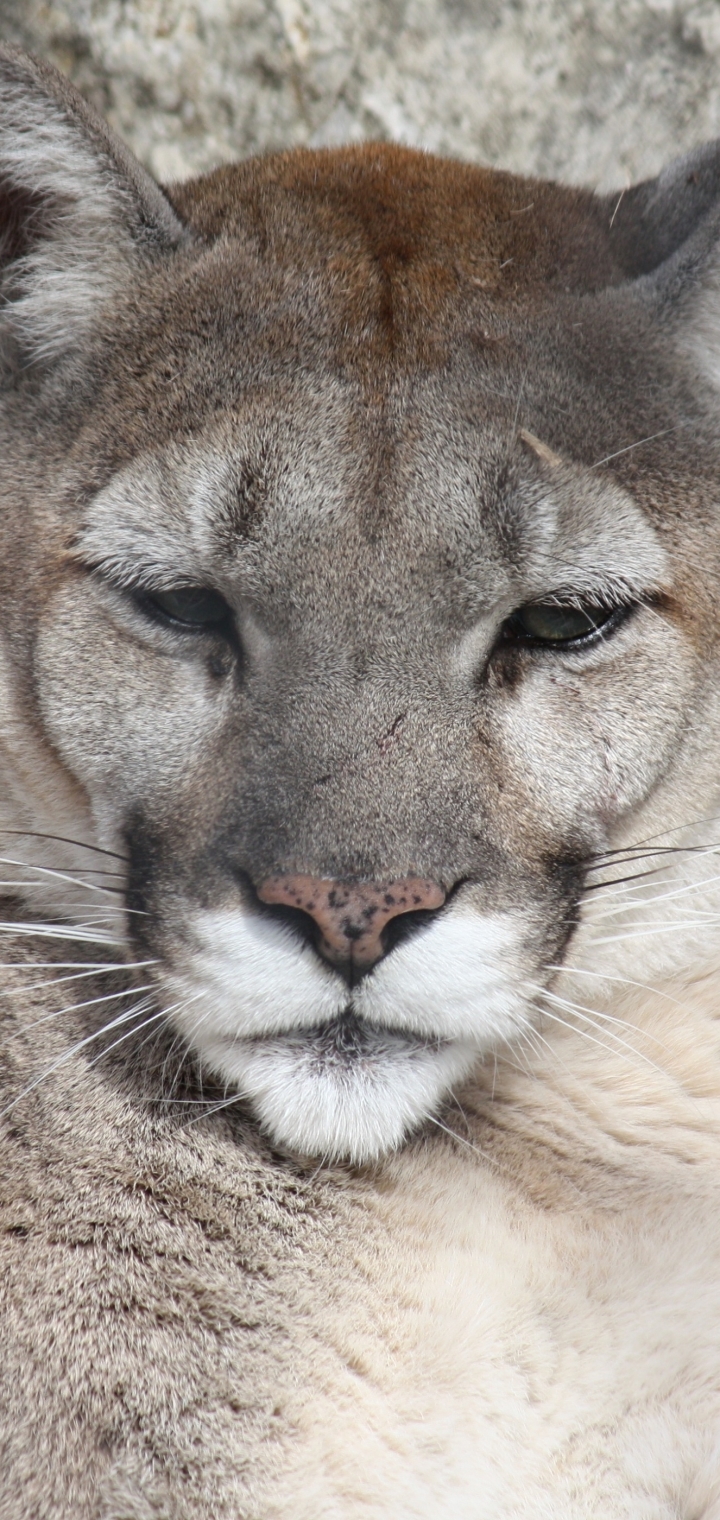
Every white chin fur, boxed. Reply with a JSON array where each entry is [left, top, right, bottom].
[[203, 1025, 480, 1163]]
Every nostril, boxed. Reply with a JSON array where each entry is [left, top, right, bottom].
[[251, 895, 323, 954], [380, 904, 445, 956]]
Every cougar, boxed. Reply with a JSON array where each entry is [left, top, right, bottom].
[[2, 41, 720, 1518]]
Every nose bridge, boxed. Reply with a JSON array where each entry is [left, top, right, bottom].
[[257, 874, 446, 968], [239, 647, 473, 883]]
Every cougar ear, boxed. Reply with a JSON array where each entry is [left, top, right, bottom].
[[599, 142, 720, 393], [0, 46, 189, 373], [604, 142, 720, 280]]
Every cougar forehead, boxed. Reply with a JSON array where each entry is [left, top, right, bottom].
[[4, 56, 720, 1161], [85, 166, 654, 469]]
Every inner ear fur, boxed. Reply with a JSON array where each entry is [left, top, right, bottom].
[[0, 45, 190, 373]]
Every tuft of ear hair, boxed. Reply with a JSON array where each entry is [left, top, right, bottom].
[[0, 46, 189, 374]]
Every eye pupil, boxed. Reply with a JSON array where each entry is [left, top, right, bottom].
[[147, 587, 230, 628], [510, 602, 615, 645]]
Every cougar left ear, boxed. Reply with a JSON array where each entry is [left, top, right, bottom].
[[598, 140, 720, 395], [0, 46, 190, 375], [604, 140, 720, 280]]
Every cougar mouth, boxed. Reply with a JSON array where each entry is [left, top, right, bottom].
[[207, 1012, 479, 1162], [267, 1011, 449, 1064]]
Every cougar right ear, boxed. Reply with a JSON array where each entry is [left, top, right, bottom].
[[0, 46, 190, 376]]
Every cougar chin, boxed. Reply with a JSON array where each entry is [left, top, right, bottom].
[[206, 1018, 479, 1162]]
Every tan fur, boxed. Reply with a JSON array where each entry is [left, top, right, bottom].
[[3, 44, 720, 1517]]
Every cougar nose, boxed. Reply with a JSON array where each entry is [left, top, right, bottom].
[[256, 874, 446, 973]]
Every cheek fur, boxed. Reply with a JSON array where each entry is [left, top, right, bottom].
[[489, 633, 693, 837]]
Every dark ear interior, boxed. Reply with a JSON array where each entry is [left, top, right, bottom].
[[0, 179, 47, 269]]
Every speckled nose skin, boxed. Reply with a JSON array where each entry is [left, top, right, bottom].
[[256, 875, 446, 970]]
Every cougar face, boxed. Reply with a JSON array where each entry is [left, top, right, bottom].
[[3, 47, 720, 1160]]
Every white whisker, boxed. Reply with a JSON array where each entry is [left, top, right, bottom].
[[584, 871, 720, 919], [545, 963, 688, 1009], [590, 920, 720, 946], [0, 920, 124, 947], [538, 987, 666, 1072], [0, 959, 144, 971], [0, 995, 156, 1120], [7, 982, 156, 1037], [0, 855, 122, 898]]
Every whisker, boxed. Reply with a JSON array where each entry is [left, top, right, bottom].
[[584, 870, 720, 918], [507, 357, 532, 453], [0, 995, 156, 1120], [425, 1112, 511, 1179], [0, 960, 143, 972], [7, 982, 156, 1037], [0, 985, 206, 1121], [0, 855, 122, 898], [586, 840, 720, 873], [428, 1111, 486, 1157], [539, 987, 667, 1070], [0, 881, 115, 895], [591, 423, 686, 470], [73, 1005, 187, 1085], [0, 828, 127, 863], [590, 920, 720, 946], [587, 852, 720, 878], [0, 967, 132, 997], [0, 920, 124, 947], [541, 983, 658, 1040], [0, 885, 144, 924], [180, 1089, 244, 1130], [537, 1003, 646, 1066], [588, 811, 720, 863], [131, 993, 205, 1066], [583, 867, 667, 893], [159, 1018, 200, 1096], [545, 963, 688, 1008]]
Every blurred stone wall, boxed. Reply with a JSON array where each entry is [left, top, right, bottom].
[[1, 0, 720, 190]]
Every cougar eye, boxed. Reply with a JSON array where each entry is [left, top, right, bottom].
[[506, 601, 622, 646], [144, 586, 231, 628]]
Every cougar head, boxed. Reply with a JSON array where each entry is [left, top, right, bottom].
[[3, 46, 720, 1160]]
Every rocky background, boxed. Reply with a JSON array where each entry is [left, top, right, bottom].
[[1, 0, 719, 190]]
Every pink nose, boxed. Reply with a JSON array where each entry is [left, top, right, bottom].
[[256, 874, 446, 970]]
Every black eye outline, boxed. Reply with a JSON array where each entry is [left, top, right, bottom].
[[500, 599, 633, 650], [138, 586, 233, 632]]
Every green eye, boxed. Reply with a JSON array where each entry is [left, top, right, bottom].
[[510, 602, 617, 645], [145, 587, 231, 628]]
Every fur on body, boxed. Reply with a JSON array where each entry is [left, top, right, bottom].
[[2, 44, 720, 1517]]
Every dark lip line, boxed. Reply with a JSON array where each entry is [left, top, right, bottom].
[[241, 1010, 452, 1052]]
